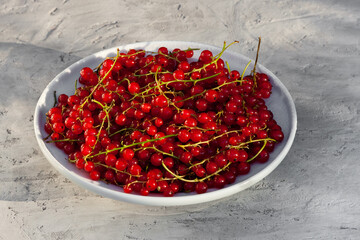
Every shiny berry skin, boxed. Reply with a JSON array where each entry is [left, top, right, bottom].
[[206, 161, 218, 174], [180, 109, 193, 120], [157, 180, 169, 192], [199, 50, 213, 63], [141, 103, 152, 113], [115, 114, 127, 126], [129, 164, 142, 175], [214, 154, 228, 168], [147, 168, 162, 180], [269, 130, 284, 142], [226, 101, 238, 113], [190, 85, 204, 96], [130, 130, 142, 140], [48, 107, 62, 116], [140, 187, 150, 196], [224, 170, 236, 184], [257, 130, 268, 139], [214, 175, 226, 188], [190, 129, 202, 142], [194, 166, 206, 177], [186, 50, 194, 58], [242, 126, 252, 137], [115, 159, 127, 171], [163, 157, 174, 169], [146, 125, 157, 136], [80, 67, 93, 81], [256, 149, 270, 163], [237, 149, 248, 162], [71, 124, 82, 135], [50, 113, 62, 123], [84, 161, 94, 172], [226, 149, 241, 162], [256, 73, 269, 82], [104, 170, 115, 181], [238, 162, 251, 175], [58, 94, 68, 104], [52, 122, 65, 133], [184, 117, 197, 127], [191, 72, 201, 80], [67, 95, 80, 106], [154, 95, 168, 107], [158, 47, 168, 55], [75, 158, 85, 169], [198, 113, 210, 124], [204, 90, 218, 103], [150, 153, 163, 166], [173, 69, 184, 80], [155, 118, 163, 127], [195, 182, 208, 194], [178, 129, 190, 143], [180, 152, 192, 164], [89, 170, 100, 181], [151, 64, 162, 73], [146, 179, 158, 191], [163, 188, 175, 197], [128, 82, 140, 95], [105, 154, 117, 167], [195, 99, 208, 112], [178, 61, 191, 72], [122, 149, 134, 161], [230, 70, 240, 80], [123, 184, 133, 193], [81, 144, 92, 156]]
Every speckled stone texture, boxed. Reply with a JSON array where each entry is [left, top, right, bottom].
[[0, 0, 359, 239]]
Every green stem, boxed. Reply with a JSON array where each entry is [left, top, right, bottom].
[[161, 161, 232, 183], [161, 161, 196, 183], [53, 91, 57, 107], [109, 127, 140, 137], [246, 139, 267, 163], [145, 146, 179, 159], [94, 162, 133, 176], [178, 130, 242, 149], [45, 138, 80, 143], [252, 37, 261, 87], [88, 134, 177, 159], [235, 138, 275, 149], [200, 162, 231, 182]]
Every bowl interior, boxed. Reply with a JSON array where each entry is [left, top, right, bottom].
[[34, 41, 297, 206]]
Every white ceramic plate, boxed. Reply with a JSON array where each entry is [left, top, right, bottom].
[[34, 41, 297, 206]]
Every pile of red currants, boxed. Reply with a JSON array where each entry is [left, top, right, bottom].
[[44, 42, 284, 196]]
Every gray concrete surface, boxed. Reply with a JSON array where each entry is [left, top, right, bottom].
[[0, 0, 359, 239]]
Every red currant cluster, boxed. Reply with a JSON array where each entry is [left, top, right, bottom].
[[44, 42, 284, 197]]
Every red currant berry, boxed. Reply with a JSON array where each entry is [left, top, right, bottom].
[[199, 50, 213, 63], [237, 162, 251, 175], [115, 159, 127, 171], [122, 148, 134, 161], [269, 130, 284, 142], [195, 182, 208, 194], [89, 170, 100, 181], [178, 129, 190, 143], [146, 179, 158, 191], [128, 82, 140, 95], [129, 164, 142, 175], [205, 89, 219, 103], [84, 161, 94, 172]]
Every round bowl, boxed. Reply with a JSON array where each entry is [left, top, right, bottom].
[[34, 41, 297, 206]]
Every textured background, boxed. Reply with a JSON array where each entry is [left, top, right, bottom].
[[0, 0, 360, 239]]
